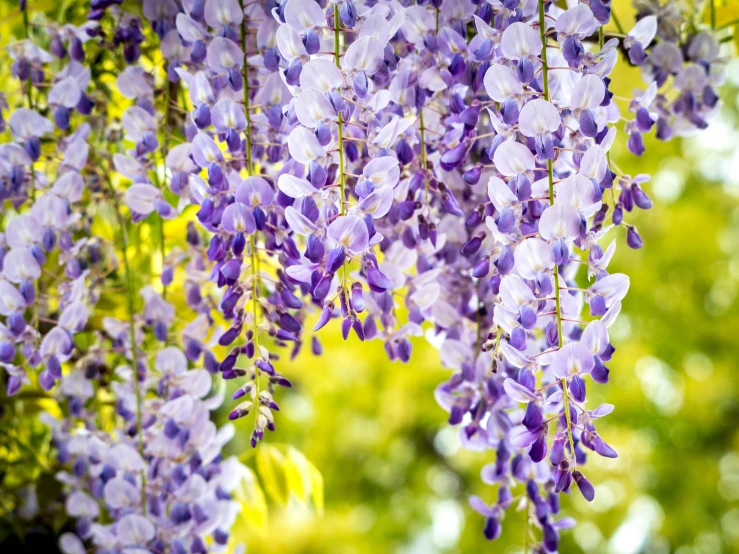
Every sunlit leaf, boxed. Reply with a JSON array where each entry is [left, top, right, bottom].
[[255, 444, 290, 506]]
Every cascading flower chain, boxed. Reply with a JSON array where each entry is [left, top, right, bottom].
[[0, 0, 729, 551]]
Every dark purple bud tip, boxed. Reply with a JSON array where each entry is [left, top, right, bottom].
[[573, 470, 595, 501], [627, 226, 643, 249], [483, 516, 501, 540]]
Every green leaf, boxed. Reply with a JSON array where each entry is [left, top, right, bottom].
[[285, 446, 324, 514], [233, 465, 268, 532], [255, 444, 289, 506]]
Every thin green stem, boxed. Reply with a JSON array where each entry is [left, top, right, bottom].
[[104, 176, 147, 514], [419, 108, 430, 211], [22, 5, 35, 203], [710, 0, 716, 29], [333, 4, 349, 296], [716, 16, 739, 30], [159, 64, 171, 301], [599, 26, 616, 176], [249, 234, 261, 437], [538, 0, 576, 462], [538, 6, 549, 100], [240, 0, 253, 173], [610, 9, 624, 34], [333, 4, 346, 216]]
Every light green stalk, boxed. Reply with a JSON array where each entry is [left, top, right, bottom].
[[104, 175, 147, 514], [538, 0, 576, 461]]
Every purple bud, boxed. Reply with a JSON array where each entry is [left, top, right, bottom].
[[612, 202, 623, 225], [627, 226, 643, 249], [573, 470, 595, 501], [501, 98, 519, 126], [549, 433, 565, 466], [191, 40, 207, 63], [593, 436, 618, 458], [353, 70, 369, 98], [367, 266, 393, 293], [218, 325, 241, 346], [483, 516, 500, 540], [474, 39, 494, 61], [164, 418, 180, 439], [543, 523, 559, 553], [579, 109, 598, 138], [50, 34, 66, 59], [632, 184, 652, 209], [302, 28, 320, 55], [20, 279, 35, 304], [517, 58, 534, 83], [635, 107, 654, 132], [497, 208, 516, 233], [315, 121, 332, 146], [249, 44, 272, 72], [284, 58, 302, 86], [25, 137, 40, 161], [460, 103, 480, 127], [350, 282, 364, 313], [311, 336, 323, 355], [8, 312, 26, 336], [522, 402, 543, 431], [395, 139, 414, 165], [495, 246, 515, 275], [228, 67, 243, 91], [552, 239, 569, 266], [314, 302, 334, 331], [472, 257, 490, 278], [627, 132, 645, 156], [312, 274, 332, 301], [628, 43, 646, 65], [529, 434, 548, 463], [463, 165, 482, 185], [461, 233, 483, 256], [518, 306, 537, 330], [591, 357, 610, 383], [563, 36, 584, 66], [0, 342, 14, 363], [569, 374, 586, 402], [220, 258, 242, 281], [54, 106, 70, 130], [70, 37, 84, 62], [39, 369, 55, 391], [440, 142, 468, 172], [338, 0, 357, 27], [326, 246, 346, 275]]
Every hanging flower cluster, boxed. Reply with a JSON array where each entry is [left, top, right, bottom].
[[0, 0, 728, 551]]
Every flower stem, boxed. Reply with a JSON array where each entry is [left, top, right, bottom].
[[250, 234, 261, 437], [538, 0, 576, 462], [610, 9, 624, 34], [159, 62, 171, 301], [240, 0, 253, 173], [22, 4, 36, 203], [716, 16, 739, 30], [333, 4, 346, 216], [104, 174, 147, 514], [419, 108, 430, 211], [333, 4, 349, 296]]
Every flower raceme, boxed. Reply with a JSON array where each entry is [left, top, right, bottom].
[[0, 0, 727, 551]]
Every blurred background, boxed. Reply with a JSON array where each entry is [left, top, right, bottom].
[[2, 1, 739, 553]]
